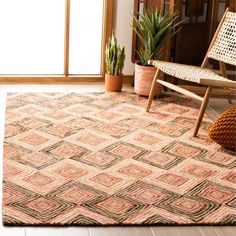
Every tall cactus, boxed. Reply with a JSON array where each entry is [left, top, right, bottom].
[[105, 34, 125, 76]]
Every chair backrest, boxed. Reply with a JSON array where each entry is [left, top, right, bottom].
[[208, 10, 236, 66]]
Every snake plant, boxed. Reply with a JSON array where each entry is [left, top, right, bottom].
[[133, 8, 182, 66], [105, 34, 125, 76]]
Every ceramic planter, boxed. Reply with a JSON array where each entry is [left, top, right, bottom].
[[134, 62, 163, 96], [105, 74, 123, 92]]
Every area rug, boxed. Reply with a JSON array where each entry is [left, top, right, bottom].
[[2, 92, 236, 226]]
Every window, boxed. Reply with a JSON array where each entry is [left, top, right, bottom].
[[69, 0, 104, 75], [0, 0, 112, 79], [0, 0, 65, 74]]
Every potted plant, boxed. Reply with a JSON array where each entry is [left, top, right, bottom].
[[105, 34, 125, 92], [133, 8, 181, 96]]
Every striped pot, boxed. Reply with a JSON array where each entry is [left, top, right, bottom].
[[134, 62, 163, 96]]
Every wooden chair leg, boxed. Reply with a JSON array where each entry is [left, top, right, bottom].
[[193, 86, 212, 137], [146, 69, 161, 112], [219, 61, 231, 104]]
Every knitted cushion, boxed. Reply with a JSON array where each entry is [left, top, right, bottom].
[[208, 106, 236, 151]]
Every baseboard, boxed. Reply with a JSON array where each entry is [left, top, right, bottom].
[[0, 75, 134, 84]]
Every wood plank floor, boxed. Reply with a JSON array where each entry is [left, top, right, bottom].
[[0, 84, 235, 236]]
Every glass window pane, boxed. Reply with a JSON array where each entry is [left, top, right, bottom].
[[69, 0, 103, 75], [0, 0, 65, 74]]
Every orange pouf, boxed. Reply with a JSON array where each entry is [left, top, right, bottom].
[[208, 106, 236, 151]]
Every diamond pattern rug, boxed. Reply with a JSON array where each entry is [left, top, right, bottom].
[[2, 92, 236, 226]]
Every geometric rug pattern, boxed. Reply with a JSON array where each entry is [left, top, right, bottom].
[[2, 92, 236, 225]]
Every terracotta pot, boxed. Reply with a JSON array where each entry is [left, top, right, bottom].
[[134, 62, 163, 96], [105, 74, 123, 92]]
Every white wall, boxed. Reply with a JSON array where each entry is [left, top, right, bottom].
[[114, 0, 135, 76]]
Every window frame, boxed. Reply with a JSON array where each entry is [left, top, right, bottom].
[[0, 0, 114, 83]]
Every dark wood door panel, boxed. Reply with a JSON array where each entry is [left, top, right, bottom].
[[174, 23, 208, 65], [185, 0, 205, 17]]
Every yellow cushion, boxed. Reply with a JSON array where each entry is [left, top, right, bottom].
[[208, 106, 236, 151]]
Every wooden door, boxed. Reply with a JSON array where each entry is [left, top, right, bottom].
[[132, 0, 235, 66], [174, 0, 213, 65]]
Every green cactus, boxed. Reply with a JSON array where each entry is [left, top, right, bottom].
[[105, 34, 125, 76]]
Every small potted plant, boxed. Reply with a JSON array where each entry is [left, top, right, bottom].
[[133, 8, 181, 96], [105, 34, 125, 92]]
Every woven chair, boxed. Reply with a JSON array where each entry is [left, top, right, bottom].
[[146, 8, 236, 137]]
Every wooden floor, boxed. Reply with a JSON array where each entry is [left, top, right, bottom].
[[0, 84, 235, 236]]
